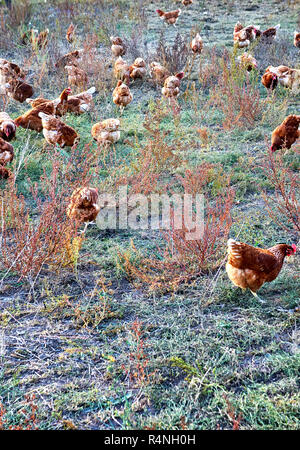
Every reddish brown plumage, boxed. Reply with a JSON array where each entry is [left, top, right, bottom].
[[261, 71, 278, 90], [114, 57, 130, 85], [0, 137, 14, 165], [256, 24, 280, 43], [150, 62, 170, 85], [67, 187, 100, 223], [226, 239, 296, 294], [91, 118, 121, 146], [65, 64, 88, 89], [190, 33, 203, 54], [233, 23, 259, 48], [0, 58, 26, 83], [0, 166, 11, 179], [62, 87, 95, 114], [271, 115, 300, 152], [26, 87, 71, 116], [129, 58, 147, 80], [161, 72, 184, 99], [55, 50, 80, 69], [110, 36, 126, 57], [112, 80, 133, 108], [7, 78, 34, 103], [66, 23, 76, 43], [15, 102, 57, 132], [39, 112, 80, 148], [0, 112, 16, 141], [294, 31, 300, 48], [156, 9, 181, 25]]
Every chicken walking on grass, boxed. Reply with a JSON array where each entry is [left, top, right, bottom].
[[226, 239, 297, 303], [67, 187, 100, 234], [271, 115, 300, 152], [38, 112, 80, 148], [156, 9, 181, 27]]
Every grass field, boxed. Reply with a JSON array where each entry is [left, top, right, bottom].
[[0, 0, 299, 430]]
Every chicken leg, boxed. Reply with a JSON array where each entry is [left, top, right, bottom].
[[250, 290, 266, 304]]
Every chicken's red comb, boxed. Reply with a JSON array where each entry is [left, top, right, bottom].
[[292, 244, 297, 253]]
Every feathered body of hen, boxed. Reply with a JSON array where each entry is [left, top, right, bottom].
[[226, 239, 296, 293]]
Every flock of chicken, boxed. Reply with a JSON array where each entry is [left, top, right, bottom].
[[0, 2, 298, 301]]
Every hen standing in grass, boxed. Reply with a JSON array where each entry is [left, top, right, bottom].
[[26, 87, 72, 115], [226, 239, 297, 302], [0, 137, 14, 166], [156, 8, 182, 27], [65, 65, 88, 89], [62, 86, 96, 115], [114, 57, 131, 85], [256, 24, 280, 43], [67, 187, 100, 233], [113, 81, 133, 112], [233, 22, 259, 48], [38, 112, 80, 148], [110, 36, 127, 57], [150, 62, 170, 85], [190, 33, 203, 54], [265, 65, 300, 93], [162, 72, 184, 100], [66, 23, 76, 43], [237, 53, 258, 71], [0, 112, 16, 141], [91, 118, 121, 147], [294, 31, 300, 48], [261, 68, 278, 90], [129, 58, 147, 81], [271, 115, 300, 152], [55, 50, 81, 69]]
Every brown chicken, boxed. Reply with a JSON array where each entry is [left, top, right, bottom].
[[190, 33, 203, 54], [156, 9, 181, 26], [6, 78, 34, 103], [67, 187, 100, 233], [294, 31, 300, 48], [15, 102, 57, 132], [110, 36, 127, 57], [237, 53, 258, 71], [162, 72, 184, 100], [63, 86, 96, 114], [266, 65, 300, 94], [0, 166, 11, 179], [91, 118, 121, 147], [39, 112, 80, 148], [0, 58, 26, 84], [261, 69, 278, 90], [26, 87, 72, 115], [0, 111, 16, 141], [129, 58, 147, 81], [0, 137, 14, 166], [270, 115, 300, 152], [256, 24, 280, 43], [226, 239, 296, 301], [114, 57, 130, 85], [65, 65, 88, 89], [181, 0, 193, 5], [66, 23, 76, 43], [113, 81, 133, 112], [55, 50, 81, 69], [150, 62, 170, 85], [233, 22, 260, 48]]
